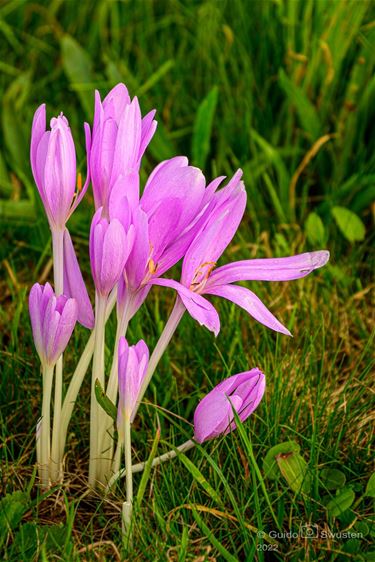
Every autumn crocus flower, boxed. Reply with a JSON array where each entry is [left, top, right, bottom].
[[90, 83, 157, 212], [113, 157, 214, 318], [29, 282, 77, 367], [194, 369, 265, 443], [30, 105, 90, 231], [117, 337, 149, 429], [151, 170, 330, 335]]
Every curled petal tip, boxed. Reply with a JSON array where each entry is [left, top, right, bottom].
[[312, 250, 330, 269]]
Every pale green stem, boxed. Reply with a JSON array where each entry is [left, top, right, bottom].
[[88, 293, 107, 487], [50, 228, 64, 483], [132, 297, 185, 421], [112, 437, 123, 477], [107, 439, 195, 491], [122, 415, 133, 546], [97, 303, 130, 483], [40, 364, 54, 489], [58, 289, 116, 462]]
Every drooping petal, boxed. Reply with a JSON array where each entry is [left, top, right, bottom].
[[63, 229, 94, 329], [207, 251, 330, 287], [149, 278, 220, 336], [204, 283, 291, 336]]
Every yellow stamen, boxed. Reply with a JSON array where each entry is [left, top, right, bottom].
[[148, 258, 157, 274], [77, 173, 82, 192]]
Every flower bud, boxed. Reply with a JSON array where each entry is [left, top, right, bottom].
[[194, 368, 265, 443], [117, 337, 149, 429], [29, 283, 77, 367]]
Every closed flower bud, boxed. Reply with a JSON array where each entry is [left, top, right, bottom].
[[89, 208, 133, 297], [117, 337, 149, 431], [90, 83, 157, 212], [29, 283, 78, 367], [194, 368, 265, 443], [30, 105, 90, 230]]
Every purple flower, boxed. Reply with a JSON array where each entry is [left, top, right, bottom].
[[150, 170, 330, 336], [63, 229, 94, 329], [30, 105, 90, 230], [194, 368, 265, 443], [117, 337, 149, 428], [89, 83, 157, 212], [115, 157, 211, 317], [89, 208, 134, 297], [29, 282, 77, 367]]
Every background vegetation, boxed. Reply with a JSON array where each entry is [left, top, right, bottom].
[[0, 0, 374, 560]]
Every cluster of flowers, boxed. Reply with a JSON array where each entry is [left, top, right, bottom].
[[28, 83, 329, 536]]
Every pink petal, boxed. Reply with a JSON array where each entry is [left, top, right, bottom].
[[149, 278, 220, 336], [63, 229, 94, 329], [204, 283, 291, 336], [208, 251, 330, 286]]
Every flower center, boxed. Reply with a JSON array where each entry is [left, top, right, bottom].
[[190, 261, 216, 292]]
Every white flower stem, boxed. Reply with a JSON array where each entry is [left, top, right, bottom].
[[132, 297, 185, 421], [96, 302, 130, 483], [122, 415, 133, 546], [88, 293, 107, 487], [107, 439, 195, 491], [40, 364, 54, 489], [58, 289, 116, 464], [50, 228, 64, 483]]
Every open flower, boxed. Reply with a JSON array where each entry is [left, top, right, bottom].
[[114, 157, 216, 318], [194, 369, 265, 443], [117, 337, 149, 430], [89, 208, 134, 298], [150, 170, 330, 336], [89, 83, 157, 212], [29, 282, 77, 367], [30, 105, 90, 231]]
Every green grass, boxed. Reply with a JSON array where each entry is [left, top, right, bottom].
[[0, 0, 374, 560]]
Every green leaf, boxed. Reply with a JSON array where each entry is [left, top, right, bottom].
[[136, 428, 160, 506], [60, 35, 95, 119], [326, 487, 355, 517], [331, 206, 365, 242], [276, 452, 312, 494], [365, 472, 375, 498], [305, 212, 326, 245], [192, 86, 218, 169], [263, 441, 301, 480], [94, 379, 117, 421], [0, 200, 36, 221], [2, 71, 31, 176], [191, 506, 238, 562], [176, 450, 222, 506], [0, 491, 30, 548], [279, 69, 321, 138], [320, 468, 346, 490], [10, 523, 38, 560]]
